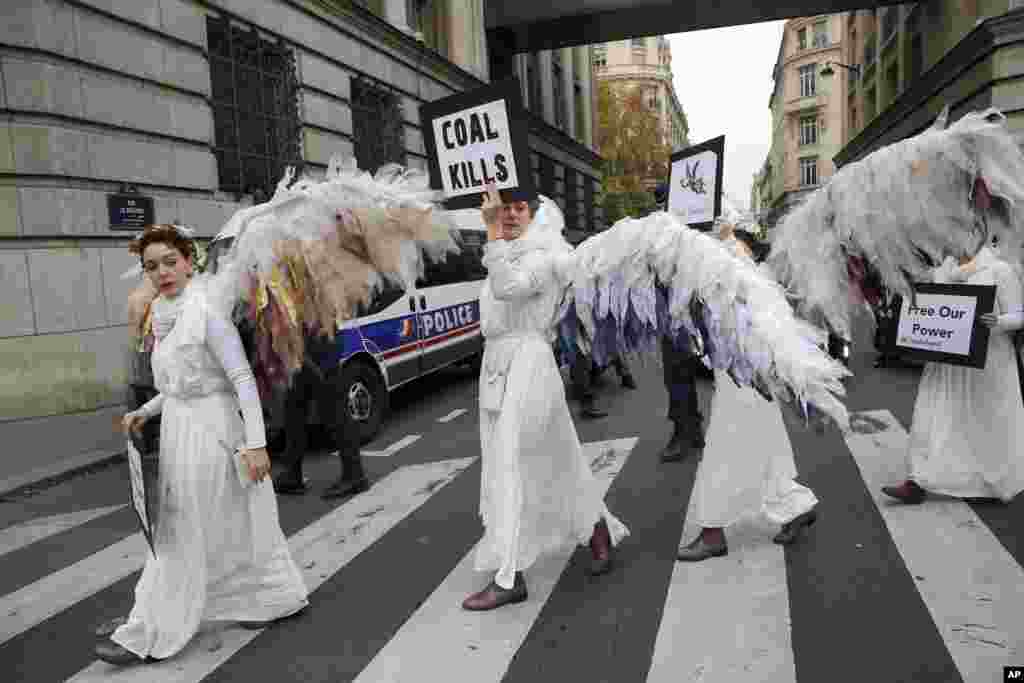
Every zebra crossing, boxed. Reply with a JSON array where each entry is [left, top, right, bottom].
[[0, 412, 1020, 682]]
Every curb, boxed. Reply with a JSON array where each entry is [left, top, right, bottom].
[[0, 448, 127, 499]]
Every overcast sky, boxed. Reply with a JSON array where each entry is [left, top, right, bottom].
[[668, 21, 786, 212]]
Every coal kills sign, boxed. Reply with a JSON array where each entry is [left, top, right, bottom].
[[421, 79, 533, 209]]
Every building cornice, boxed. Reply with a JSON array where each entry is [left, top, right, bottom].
[[782, 42, 844, 68], [835, 8, 1024, 167], [287, 0, 486, 92]]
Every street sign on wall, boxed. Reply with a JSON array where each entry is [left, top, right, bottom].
[[108, 193, 155, 230]]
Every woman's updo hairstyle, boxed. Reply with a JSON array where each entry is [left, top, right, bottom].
[[129, 224, 198, 266]]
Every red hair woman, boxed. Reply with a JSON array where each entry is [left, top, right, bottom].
[[96, 225, 308, 665]]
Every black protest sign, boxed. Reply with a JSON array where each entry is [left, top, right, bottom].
[[890, 283, 996, 368], [420, 78, 534, 209], [667, 135, 724, 231]]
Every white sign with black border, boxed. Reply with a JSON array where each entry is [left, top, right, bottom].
[[891, 283, 996, 368], [667, 135, 724, 231], [420, 78, 534, 210]]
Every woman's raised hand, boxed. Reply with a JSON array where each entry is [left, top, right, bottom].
[[481, 183, 503, 242]]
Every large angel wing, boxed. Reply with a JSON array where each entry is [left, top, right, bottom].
[[769, 107, 1024, 339], [557, 209, 852, 430], [195, 157, 457, 398]]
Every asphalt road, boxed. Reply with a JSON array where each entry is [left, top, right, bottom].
[[0, 342, 1021, 682]]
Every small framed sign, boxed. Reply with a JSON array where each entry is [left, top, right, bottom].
[[420, 78, 534, 210], [667, 135, 724, 231], [108, 193, 155, 230], [890, 283, 996, 368]]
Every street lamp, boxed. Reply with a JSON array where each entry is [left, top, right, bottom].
[[820, 61, 862, 79]]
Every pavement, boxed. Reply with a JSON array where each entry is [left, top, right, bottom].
[[2, 324, 1023, 681]]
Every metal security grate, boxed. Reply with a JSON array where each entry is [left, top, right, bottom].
[[207, 16, 302, 199], [351, 77, 406, 174]]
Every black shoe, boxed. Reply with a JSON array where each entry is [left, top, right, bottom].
[[322, 476, 370, 500], [273, 473, 309, 495], [95, 639, 150, 666], [621, 374, 637, 390], [659, 438, 686, 463], [677, 534, 728, 562], [773, 508, 819, 545]]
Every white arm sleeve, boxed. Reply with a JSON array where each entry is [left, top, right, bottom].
[[132, 393, 165, 419], [482, 241, 549, 301], [206, 310, 267, 450]]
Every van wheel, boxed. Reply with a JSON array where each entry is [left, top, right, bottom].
[[338, 360, 387, 445]]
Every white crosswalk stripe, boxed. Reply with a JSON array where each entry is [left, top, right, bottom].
[[353, 439, 637, 683], [0, 504, 127, 559], [0, 420, 1021, 683], [843, 410, 1024, 681]]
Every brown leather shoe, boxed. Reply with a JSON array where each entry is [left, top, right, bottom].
[[677, 533, 728, 562], [881, 480, 926, 504], [588, 519, 614, 575], [462, 573, 528, 611], [773, 507, 819, 545]]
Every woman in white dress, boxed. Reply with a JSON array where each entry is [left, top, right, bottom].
[[677, 230, 820, 562], [462, 187, 628, 611], [97, 225, 309, 665], [883, 246, 1024, 504]]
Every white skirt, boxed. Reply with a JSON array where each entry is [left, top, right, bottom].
[[908, 332, 1024, 502], [113, 391, 308, 660], [476, 333, 628, 589], [688, 370, 818, 529]]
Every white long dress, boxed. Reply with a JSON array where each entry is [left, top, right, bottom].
[[112, 282, 308, 660], [475, 222, 628, 591], [688, 240, 818, 529], [906, 248, 1024, 502]]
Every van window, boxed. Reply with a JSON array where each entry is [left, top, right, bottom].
[[417, 229, 487, 287], [358, 278, 406, 317]]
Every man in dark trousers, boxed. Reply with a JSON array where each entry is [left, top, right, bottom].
[[273, 334, 369, 499], [653, 182, 715, 462]]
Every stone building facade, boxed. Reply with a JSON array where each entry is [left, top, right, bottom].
[[0, 0, 603, 481]]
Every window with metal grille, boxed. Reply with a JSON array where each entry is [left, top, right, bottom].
[[799, 116, 818, 146], [351, 77, 405, 174], [881, 7, 898, 43], [908, 34, 924, 81], [540, 156, 555, 197], [584, 176, 595, 230], [799, 156, 818, 187], [552, 55, 566, 130], [593, 45, 607, 69], [564, 167, 578, 230], [207, 16, 302, 199], [528, 53, 543, 115], [798, 64, 817, 98]]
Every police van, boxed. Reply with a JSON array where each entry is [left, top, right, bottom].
[[199, 207, 487, 445]]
